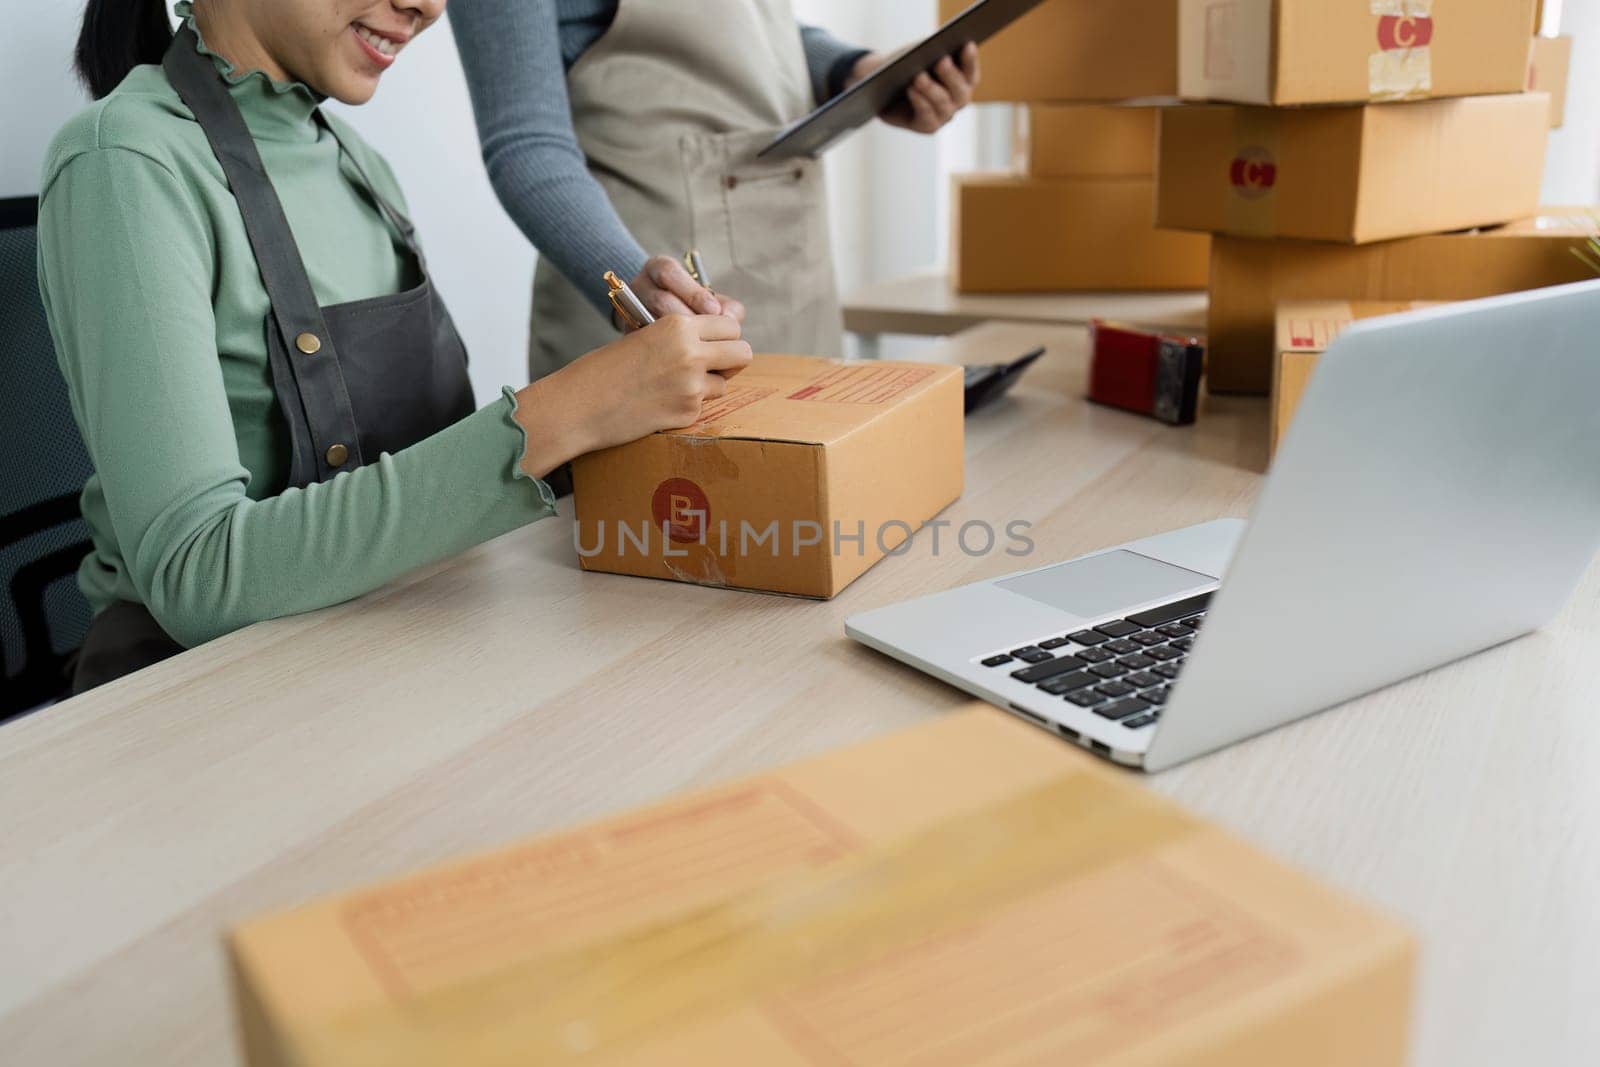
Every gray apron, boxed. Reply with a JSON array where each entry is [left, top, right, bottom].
[[527, 0, 846, 381], [71, 27, 476, 694]]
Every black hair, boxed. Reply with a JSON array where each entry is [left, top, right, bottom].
[[75, 0, 174, 100]]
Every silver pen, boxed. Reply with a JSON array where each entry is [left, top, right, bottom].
[[605, 270, 655, 331], [684, 249, 712, 290]]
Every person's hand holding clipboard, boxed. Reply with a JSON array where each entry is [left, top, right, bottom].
[[760, 0, 1049, 160]]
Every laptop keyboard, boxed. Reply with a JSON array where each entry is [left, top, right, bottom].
[[977, 592, 1211, 731]]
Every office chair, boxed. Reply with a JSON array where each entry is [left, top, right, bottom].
[[1, 197, 95, 718]]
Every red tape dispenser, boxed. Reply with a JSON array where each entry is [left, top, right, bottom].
[[1087, 320, 1204, 426]]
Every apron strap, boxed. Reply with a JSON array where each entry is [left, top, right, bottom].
[[162, 25, 365, 482]]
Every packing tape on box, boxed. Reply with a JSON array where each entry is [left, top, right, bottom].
[[1369, 0, 1434, 99], [1223, 108, 1281, 238], [1370, 0, 1433, 14], [284, 772, 1199, 1064]]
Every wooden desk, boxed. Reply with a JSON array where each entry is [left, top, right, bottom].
[[842, 270, 1208, 337], [3, 323, 1597, 1067]]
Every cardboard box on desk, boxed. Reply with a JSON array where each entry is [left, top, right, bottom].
[[1207, 213, 1599, 394], [228, 706, 1417, 1067], [940, 0, 1179, 102], [1018, 105, 1159, 179], [1528, 36, 1573, 128], [953, 173, 1211, 293], [1156, 94, 1550, 244], [1180, 0, 1538, 105], [569, 355, 963, 599], [1272, 300, 1445, 455]]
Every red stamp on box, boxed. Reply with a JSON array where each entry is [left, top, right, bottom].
[[651, 478, 710, 544], [1229, 147, 1277, 199], [1377, 15, 1433, 50]]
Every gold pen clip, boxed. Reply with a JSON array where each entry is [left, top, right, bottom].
[[685, 249, 712, 291], [606, 270, 655, 331]]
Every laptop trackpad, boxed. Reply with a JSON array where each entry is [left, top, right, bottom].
[[997, 550, 1215, 619]]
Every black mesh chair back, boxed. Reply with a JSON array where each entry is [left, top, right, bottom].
[[1, 196, 95, 717]]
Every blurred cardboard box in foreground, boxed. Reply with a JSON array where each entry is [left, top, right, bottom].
[[1207, 212, 1598, 394], [571, 355, 963, 599], [1179, 0, 1539, 105], [942, 0, 1179, 102], [954, 173, 1210, 292], [229, 707, 1416, 1067], [1157, 94, 1549, 244]]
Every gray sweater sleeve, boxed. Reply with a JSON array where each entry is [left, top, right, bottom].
[[449, 0, 647, 319], [800, 25, 871, 104], [448, 2, 867, 318]]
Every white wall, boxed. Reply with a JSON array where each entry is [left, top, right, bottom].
[[1541, 1, 1600, 206], [0, 1, 90, 197]]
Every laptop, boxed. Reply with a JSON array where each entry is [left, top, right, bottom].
[[846, 281, 1600, 771]]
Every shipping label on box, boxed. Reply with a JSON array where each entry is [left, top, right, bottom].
[[1207, 211, 1599, 394], [571, 355, 964, 599], [1156, 94, 1550, 244], [1180, 0, 1539, 105], [953, 173, 1210, 293], [1272, 300, 1443, 455], [229, 707, 1416, 1067]]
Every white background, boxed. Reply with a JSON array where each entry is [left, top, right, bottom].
[[3, 1, 1597, 403]]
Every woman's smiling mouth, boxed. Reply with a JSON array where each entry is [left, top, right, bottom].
[[353, 22, 407, 67]]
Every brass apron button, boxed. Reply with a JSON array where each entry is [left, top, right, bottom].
[[325, 443, 349, 468], [295, 332, 322, 355]]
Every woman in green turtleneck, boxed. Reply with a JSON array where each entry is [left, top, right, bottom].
[[41, 0, 751, 693]]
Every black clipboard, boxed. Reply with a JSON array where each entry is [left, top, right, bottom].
[[758, 0, 1049, 160], [964, 346, 1045, 414]]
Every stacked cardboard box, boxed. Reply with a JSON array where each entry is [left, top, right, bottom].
[[1151, 0, 1581, 399], [944, 0, 1208, 295], [1528, 34, 1574, 128]]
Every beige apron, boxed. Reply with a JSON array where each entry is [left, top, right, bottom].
[[528, 0, 845, 381]]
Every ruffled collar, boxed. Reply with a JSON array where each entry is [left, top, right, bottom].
[[175, 1, 323, 143]]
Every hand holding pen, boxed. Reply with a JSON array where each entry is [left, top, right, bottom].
[[614, 253, 746, 327]]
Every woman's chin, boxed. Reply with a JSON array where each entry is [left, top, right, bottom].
[[323, 71, 381, 106]]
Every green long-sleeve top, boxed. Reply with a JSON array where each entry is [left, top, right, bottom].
[[37, 8, 556, 649]]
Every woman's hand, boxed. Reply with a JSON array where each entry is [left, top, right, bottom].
[[624, 254, 747, 325], [514, 314, 753, 477], [850, 42, 980, 134]]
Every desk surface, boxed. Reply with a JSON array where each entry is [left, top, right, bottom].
[[4, 323, 1597, 1067], [842, 270, 1208, 336]]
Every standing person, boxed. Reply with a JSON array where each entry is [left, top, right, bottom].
[[42, 0, 749, 692], [450, 1, 979, 381]]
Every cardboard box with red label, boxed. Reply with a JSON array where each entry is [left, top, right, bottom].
[[953, 173, 1211, 292], [1156, 93, 1550, 244], [1180, 0, 1539, 105], [1205, 212, 1599, 394], [572, 355, 964, 599], [227, 706, 1417, 1067]]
